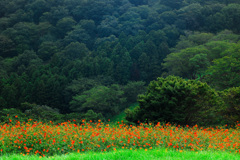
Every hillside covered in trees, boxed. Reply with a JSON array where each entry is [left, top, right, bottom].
[[0, 0, 240, 124]]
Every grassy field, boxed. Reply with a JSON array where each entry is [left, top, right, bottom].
[[1, 149, 240, 160]]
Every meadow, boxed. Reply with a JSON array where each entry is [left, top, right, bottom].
[[0, 118, 240, 159]]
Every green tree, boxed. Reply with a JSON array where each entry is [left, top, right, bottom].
[[138, 52, 150, 81], [219, 87, 240, 125], [12, 50, 42, 75], [111, 43, 132, 84], [210, 30, 240, 42], [205, 41, 233, 62], [63, 42, 90, 60], [176, 3, 204, 30], [70, 84, 126, 118], [78, 19, 96, 37], [56, 17, 76, 38], [64, 77, 101, 105], [126, 76, 223, 126], [123, 81, 146, 103], [37, 42, 59, 61], [97, 16, 119, 37], [0, 35, 17, 57], [205, 56, 240, 90], [64, 25, 92, 48], [204, 43, 240, 90], [187, 32, 214, 45], [162, 46, 210, 79], [27, 0, 50, 23], [221, 4, 240, 33], [160, 11, 177, 25], [40, 6, 69, 25]]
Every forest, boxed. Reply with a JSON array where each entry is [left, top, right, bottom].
[[0, 0, 240, 125]]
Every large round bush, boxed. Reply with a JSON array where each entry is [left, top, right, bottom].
[[126, 76, 224, 126]]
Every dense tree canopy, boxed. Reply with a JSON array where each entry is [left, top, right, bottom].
[[0, 0, 239, 124]]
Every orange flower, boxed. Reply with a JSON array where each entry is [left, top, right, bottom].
[[15, 115, 18, 118], [71, 140, 75, 145]]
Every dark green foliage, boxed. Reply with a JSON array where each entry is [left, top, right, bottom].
[[123, 81, 146, 104], [55, 17, 76, 38], [37, 41, 59, 61], [163, 31, 240, 85], [63, 42, 89, 60], [162, 46, 210, 79], [0, 0, 240, 125], [23, 103, 63, 122], [70, 84, 126, 118], [0, 104, 105, 124], [203, 43, 240, 90], [221, 4, 240, 33], [64, 77, 101, 107], [126, 76, 224, 126], [125, 106, 141, 124], [219, 87, 240, 125], [0, 108, 28, 123], [0, 35, 17, 57]]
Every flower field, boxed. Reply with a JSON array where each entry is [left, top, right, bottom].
[[0, 119, 240, 157]]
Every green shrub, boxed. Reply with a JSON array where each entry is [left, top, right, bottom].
[[219, 87, 240, 125], [0, 108, 28, 123], [126, 76, 224, 126], [23, 102, 64, 123]]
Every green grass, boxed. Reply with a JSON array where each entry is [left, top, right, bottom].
[[1, 149, 239, 160], [110, 103, 138, 123]]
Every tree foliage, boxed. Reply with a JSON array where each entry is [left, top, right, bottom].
[[70, 84, 126, 118], [0, 0, 239, 124], [126, 76, 224, 126], [219, 87, 240, 125]]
